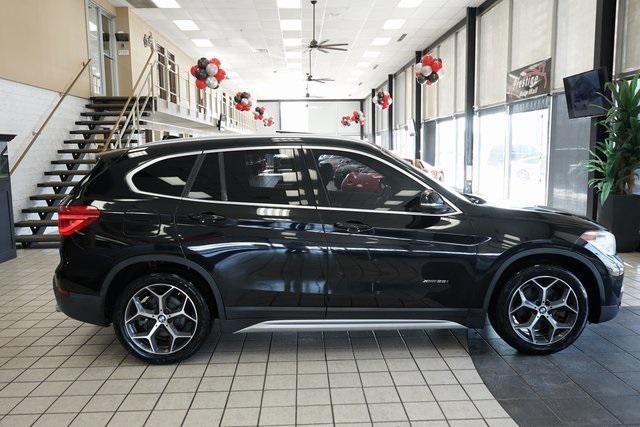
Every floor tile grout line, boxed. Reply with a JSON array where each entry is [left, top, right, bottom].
[[255, 331, 273, 426], [217, 332, 247, 427]]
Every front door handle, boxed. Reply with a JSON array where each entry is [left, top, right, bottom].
[[189, 212, 226, 224], [334, 221, 372, 233]]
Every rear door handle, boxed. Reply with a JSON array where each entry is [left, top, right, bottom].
[[334, 221, 372, 233], [189, 212, 226, 224]]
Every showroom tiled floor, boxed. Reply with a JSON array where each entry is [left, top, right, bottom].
[[0, 249, 514, 427]]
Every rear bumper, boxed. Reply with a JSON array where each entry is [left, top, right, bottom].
[[53, 273, 109, 326]]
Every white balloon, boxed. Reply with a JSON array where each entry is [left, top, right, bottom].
[[421, 65, 432, 76], [241, 98, 249, 105], [206, 76, 219, 89], [206, 63, 219, 76]]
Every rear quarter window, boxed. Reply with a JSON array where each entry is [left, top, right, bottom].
[[131, 154, 197, 197]]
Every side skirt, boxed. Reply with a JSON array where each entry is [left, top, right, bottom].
[[233, 319, 465, 334]]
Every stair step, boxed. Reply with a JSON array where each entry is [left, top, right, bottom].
[[69, 129, 137, 135], [75, 120, 145, 126], [51, 159, 97, 165], [22, 206, 59, 213], [15, 234, 60, 243], [80, 111, 150, 117], [44, 170, 90, 176], [85, 103, 152, 110], [57, 148, 102, 154], [30, 194, 67, 201], [37, 182, 79, 188], [63, 139, 138, 145], [15, 220, 58, 227], [90, 96, 150, 102]]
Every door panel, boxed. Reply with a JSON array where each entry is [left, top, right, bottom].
[[306, 148, 481, 322], [176, 148, 328, 320]]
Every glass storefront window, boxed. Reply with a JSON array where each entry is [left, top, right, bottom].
[[435, 119, 457, 187], [474, 109, 508, 202]]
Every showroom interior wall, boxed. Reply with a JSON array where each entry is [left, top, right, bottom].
[[262, 100, 361, 138]]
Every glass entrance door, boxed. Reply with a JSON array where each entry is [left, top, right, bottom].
[[87, 2, 117, 96]]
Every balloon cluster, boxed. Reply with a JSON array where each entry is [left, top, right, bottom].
[[415, 54, 443, 86], [263, 117, 274, 127], [374, 90, 393, 110], [233, 92, 252, 111], [253, 106, 266, 121], [340, 110, 366, 127], [191, 57, 227, 90]]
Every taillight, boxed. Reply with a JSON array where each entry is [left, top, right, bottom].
[[57, 205, 100, 237]]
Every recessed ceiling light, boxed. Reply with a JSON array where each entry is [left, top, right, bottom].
[[286, 62, 302, 68], [356, 62, 370, 68], [280, 19, 302, 31], [277, 0, 301, 8], [151, 0, 180, 8], [382, 19, 406, 30], [285, 51, 302, 59], [191, 38, 213, 47], [173, 20, 198, 31], [371, 37, 391, 46], [363, 51, 380, 58], [283, 38, 302, 47], [398, 0, 422, 7]]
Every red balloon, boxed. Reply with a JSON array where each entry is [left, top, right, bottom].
[[190, 65, 198, 77], [421, 54, 434, 66], [210, 58, 221, 67], [195, 79, 207, 90], [431, 59, 443, 73], [214, 69, 226, 81]]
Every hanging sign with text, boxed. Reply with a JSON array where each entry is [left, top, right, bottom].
[[507, 58, 552, 102]]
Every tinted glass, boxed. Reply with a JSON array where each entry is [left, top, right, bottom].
[[223, 149, 306, 205], [132, 154, 196, 197], [188, 153, 221, 200], [313, 149, 423, 211]]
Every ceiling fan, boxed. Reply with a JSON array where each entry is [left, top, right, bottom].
[[306, 0, 348, 54], [305, 51, 334, 84]]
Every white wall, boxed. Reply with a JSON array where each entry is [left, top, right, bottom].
[[0, 79, 87, 222], [279, 100, 361, 137]]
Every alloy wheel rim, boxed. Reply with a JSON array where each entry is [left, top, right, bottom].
[[124, 284, 198, 355], [508, 275, 579, 345]]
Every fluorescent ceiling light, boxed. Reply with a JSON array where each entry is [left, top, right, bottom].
[[283, 38, 302, 47], [280, 19, 301, 31], [173, 20, 198, 31], [277, 0, 301, 8], [382, 19, 406, 30], [356, 62, 370, 68], [371, 37, 391, 46], [285, 51, 302, 59], [363, 51, 380, 58], [397, 0, 422, 7], [191, 38, 213, 47], [151, 0, 180, 8]]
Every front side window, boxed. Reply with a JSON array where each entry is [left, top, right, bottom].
[[312, 149, 423, 211], [223, 149, 306, 206], [132, 154, 196, 197]]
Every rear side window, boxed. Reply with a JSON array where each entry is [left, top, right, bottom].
[[132, 154, 197, 197], [223, 149, 307, 205], [188, 153, 221, 200]]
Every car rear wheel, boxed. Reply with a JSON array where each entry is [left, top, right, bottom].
[[113, 273, 211, 364], [490, 265, 588, 355]]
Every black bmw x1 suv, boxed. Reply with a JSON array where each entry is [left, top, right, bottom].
[[54, 135, 624, 364]]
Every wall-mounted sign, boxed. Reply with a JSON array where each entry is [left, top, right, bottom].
[[507, 58, 551, 102], [117, 50, 130, 56]]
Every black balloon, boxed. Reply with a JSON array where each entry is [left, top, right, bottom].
[[416, 74, 427, 85], [427, 72, 439, 82], [196, 69, 208, 80], [197, 57, 209, 69]]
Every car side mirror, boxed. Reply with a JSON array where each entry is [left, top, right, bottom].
[[419, 189, 450, 214]]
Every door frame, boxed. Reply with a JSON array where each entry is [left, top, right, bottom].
[[85, 0, 118, 96]]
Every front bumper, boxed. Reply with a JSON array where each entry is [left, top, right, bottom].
[[53, 273, 109, 326]]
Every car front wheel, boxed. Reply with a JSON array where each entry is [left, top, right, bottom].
[[113, 273, 211, 364], [490, 265, 589, 355]]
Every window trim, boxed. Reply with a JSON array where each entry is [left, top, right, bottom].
[[125, 145, 462, 217], [126, 151, 201, 199]]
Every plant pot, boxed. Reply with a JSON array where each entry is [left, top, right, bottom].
[[597, 194, 640, 252]]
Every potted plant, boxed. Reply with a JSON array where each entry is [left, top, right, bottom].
[[585, 74, 640, 252]]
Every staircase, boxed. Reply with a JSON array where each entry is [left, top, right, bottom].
[[14, 96, 151, 247]]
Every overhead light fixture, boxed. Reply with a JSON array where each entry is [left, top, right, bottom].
[[285, 51, 302, 59], [356, 62, 370, 68], [283, 38, 302, 47], [151, 0, 180, 8], [173, 20, 199, 31], [191, 38, 213, 47], [383, 19, 406, 30], [371, 37, 391, 46], [277, 0, 301, 8], [280, 19, 302, 31], [363, 51, 380, 58], [397, 0, 422, 7]]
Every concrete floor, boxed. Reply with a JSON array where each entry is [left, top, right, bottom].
[[0, 249, 637, 426]]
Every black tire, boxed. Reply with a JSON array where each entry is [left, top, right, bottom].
[[489, 265, 588, 355], [113, 273, 211, 364]]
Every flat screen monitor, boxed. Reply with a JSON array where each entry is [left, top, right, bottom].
[[563, 68, 608, 119]]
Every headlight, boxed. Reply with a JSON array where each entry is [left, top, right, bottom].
[[580, 230, 617, 256]]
